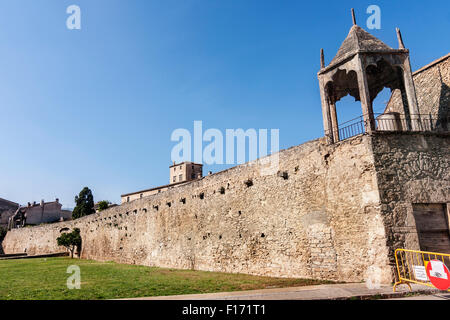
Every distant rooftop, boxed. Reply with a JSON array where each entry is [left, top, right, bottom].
[[169, 161, 203, 168]]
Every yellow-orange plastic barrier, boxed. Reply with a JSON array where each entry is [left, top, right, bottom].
[[393, 248, 450, 292]]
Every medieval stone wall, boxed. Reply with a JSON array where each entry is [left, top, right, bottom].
[[372, 132, 450, 265], [3, 133, 448, 284], [2, 135, 393, 283]]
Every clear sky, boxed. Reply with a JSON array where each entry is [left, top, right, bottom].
[[0, 0, 448, 208]]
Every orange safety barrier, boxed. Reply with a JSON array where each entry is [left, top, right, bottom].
[[393, 248, 450, 292]]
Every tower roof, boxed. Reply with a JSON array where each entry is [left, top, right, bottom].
[[328, 25, 395, 67]]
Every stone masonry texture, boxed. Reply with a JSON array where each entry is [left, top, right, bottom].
[[3, 55, 449, 284], [4, 132, 449, 283]]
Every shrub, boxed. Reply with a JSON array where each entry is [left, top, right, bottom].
[[57, 228, 82, 258]]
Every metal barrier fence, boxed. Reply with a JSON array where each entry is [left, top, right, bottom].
[[376, 114, 449, 133], [393, 248, 450, 292], [338, 117, 365, 141], [335, 114, 450, 141]]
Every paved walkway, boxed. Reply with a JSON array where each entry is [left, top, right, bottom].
[[127, 282, 439, 300]]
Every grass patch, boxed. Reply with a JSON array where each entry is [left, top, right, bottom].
[[0, 257, 332, 300]]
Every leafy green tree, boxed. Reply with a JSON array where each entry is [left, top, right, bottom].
[[97, 200, 110, 212], [72, 187, 95, 220], [56, 228, 82, 258]]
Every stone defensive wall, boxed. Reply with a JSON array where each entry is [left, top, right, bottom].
[[3, 132, 449, 284]]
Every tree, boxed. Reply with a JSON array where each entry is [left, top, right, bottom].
[[72, 187, 95, 220], [57, 228, 82, 258], [97, 200, 110, 212]]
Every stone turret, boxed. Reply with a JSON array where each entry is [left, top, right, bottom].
[[318, 9, 420, 143]]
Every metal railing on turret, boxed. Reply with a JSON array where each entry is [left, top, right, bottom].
[[329, 113, 449, 142]]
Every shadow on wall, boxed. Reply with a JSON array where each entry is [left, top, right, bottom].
[[77, 237, 82, 258], [437, 82, 450, 127]]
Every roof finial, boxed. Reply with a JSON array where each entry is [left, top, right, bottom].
[[396, 28, 405, 49], [320, 48, 325, 69], [351, 8, 357, 25]]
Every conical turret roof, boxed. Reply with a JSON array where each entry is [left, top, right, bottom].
[[328, 25, 394, 67]]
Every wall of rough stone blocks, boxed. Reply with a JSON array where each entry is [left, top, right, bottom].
[[2, 135, 393, 283], [371, 132, 450, 269], [3, 132, 448, 284]]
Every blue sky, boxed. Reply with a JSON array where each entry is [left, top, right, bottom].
[[0, 0, 448, 208]]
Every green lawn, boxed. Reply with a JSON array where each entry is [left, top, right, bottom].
[[0, 257, 332, 300]]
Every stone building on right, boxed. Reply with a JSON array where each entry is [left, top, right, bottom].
[[317, 13, 450, 259]]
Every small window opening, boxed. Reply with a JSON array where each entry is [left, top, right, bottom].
[[278, 171, 288, 180]]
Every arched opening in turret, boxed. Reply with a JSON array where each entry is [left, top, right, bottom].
[[372, 87, 392, 114], [365, 60, 415, 131], [325, 70, 364, 140], [323, 58, 417, 140]]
